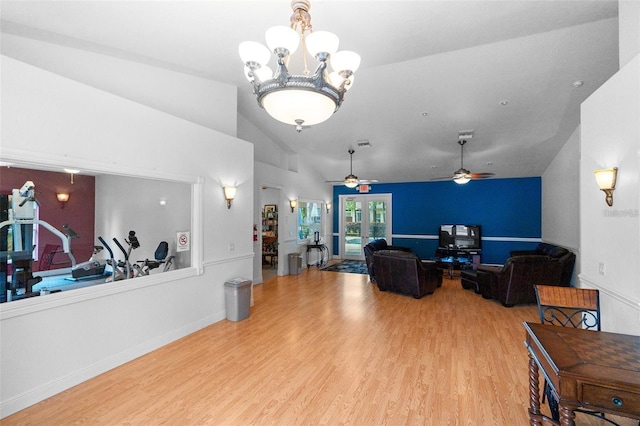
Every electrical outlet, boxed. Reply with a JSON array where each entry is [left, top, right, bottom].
[[228, 242, 235, 251], [598, 262, 605, 275]]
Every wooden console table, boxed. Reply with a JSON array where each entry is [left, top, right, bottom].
[[523, 321, 640, 425]]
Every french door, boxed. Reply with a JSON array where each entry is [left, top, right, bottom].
[[340, 194, 392, 260]]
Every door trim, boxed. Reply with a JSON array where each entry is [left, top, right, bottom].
[[338, 193, 392, 260]]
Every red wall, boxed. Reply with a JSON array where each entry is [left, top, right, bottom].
[[1, 167, 95, 270]]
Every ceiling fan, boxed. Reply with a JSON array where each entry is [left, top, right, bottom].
[[326, 149, 379, 188], [431, 137, 495, 184]]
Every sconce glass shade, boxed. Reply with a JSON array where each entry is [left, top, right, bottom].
[[223, 186, 237, 209], [326, 202, 331, 213], [594, 167, 617, 206], [289, 199, 298, 212], [56, 193, 70, 202], [594, 168, 617, 190]]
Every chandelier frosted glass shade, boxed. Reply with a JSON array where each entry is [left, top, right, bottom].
[[239, 0, 360, 130], [262, 89, 337, 126], [331, 51, 361, 74], [239, 41, 271, 67], [265, 26, 299, 55], [305, 31, 339, 57]]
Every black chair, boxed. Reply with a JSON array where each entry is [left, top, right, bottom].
[[534, 285, 621, 425], [363, 239, 411, 282]]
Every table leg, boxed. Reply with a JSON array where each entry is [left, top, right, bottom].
[[559, 405, 576, 426], [528, 354, 543, 425]]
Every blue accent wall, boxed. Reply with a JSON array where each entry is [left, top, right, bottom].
[[332, 177, 541, 264]]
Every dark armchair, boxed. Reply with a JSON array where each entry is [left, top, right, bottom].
[[478, 243, 575, 307], [372, 250, 442, 298], [363, 239, 411, 282], [510, 243, 576, 287]]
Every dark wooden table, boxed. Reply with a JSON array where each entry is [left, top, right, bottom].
[[523, 321, 640, 425], [305, 244, 327, 267]]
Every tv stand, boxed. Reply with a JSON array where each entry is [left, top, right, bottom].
[[434, 247, 481, 278]]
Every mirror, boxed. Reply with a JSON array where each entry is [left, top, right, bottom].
[[1, 160, 199, 302]]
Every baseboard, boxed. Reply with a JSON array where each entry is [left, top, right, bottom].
[[0, 310, 226, 419]]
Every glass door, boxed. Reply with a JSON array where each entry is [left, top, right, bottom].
[[340, 194, 391, 260]]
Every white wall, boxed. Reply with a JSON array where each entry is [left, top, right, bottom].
[[580, 53, 640, 335], [0, 56, 254, 417], [1, 33, 237, 136], [541, 126, 581, 284], [619, 1, 640, 67]]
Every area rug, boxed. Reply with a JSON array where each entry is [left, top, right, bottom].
[[321, 260, 368, 275]]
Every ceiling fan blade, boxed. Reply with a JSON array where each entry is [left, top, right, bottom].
[[430, 176, 455, 181], [470, 172, 495, 179], [358, 179, 379, 184]]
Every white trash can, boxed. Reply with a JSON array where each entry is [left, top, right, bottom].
[[224, 278, 252, 321]]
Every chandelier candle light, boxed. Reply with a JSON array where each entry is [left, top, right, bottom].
[[239, 0, 361, 132]]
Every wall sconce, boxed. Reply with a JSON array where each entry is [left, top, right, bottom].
[[56, 193, 70, 208], [594, 167, 617, 206], [223, 186, 237, 209], [326, 202, 331, 213], [289, 199, 298, 213]]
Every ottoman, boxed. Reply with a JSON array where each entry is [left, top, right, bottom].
[[476, 265, 503, 299], [460, 270, 479, 293]]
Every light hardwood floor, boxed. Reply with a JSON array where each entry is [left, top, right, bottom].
[[3, 268, 635, 425]]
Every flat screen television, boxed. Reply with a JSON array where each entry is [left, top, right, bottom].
[[438, 224, 482, 250]]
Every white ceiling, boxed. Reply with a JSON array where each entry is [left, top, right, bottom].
[[0, 1, 620, 184]]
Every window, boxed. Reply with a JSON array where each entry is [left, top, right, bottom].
[[297, 200, 323, 243], [1, 158, 202, 306]]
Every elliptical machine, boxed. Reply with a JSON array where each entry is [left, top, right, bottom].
[[100, 231, 140, 282]]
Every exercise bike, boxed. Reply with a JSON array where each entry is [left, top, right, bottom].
[[134, 241, 175, 276]]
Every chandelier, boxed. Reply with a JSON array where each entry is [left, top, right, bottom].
[[239, 0, 361, 132]]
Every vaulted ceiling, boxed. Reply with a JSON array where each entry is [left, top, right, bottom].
[[1, 1, 620, 184]]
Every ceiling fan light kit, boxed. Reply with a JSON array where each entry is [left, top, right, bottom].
[[327, 148, 378, 188], [239, 0, 360, 132], [431, 134, 495, 184]]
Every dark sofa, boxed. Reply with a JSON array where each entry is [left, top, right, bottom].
[[363, 239, 412, 282], [477, 243, 576, 307], [509, 243, 575, 287], [372, 250, 442, 299]]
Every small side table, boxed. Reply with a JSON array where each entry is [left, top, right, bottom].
[[306, 244, 328, 267]]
